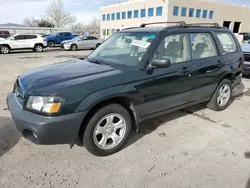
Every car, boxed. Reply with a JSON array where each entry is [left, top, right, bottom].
[[0, 34, 47, 54], [61, 35, 103, 51], [241, 42, 250, 76], [0, 30, 11, 39], [45, 32, 79, 47], [7, 22, 243, 156], [239, 32, 250, 41], [0, 37, 5, 41]]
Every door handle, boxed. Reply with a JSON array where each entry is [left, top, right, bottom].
[[180, 67, 191, 74]]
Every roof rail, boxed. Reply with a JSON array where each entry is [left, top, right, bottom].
[[186, 23, 220, 28], [140, 21, 187, 28], [122, 27, 140, 30]]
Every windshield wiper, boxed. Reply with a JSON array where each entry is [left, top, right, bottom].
[[86, 58, 108, 66]]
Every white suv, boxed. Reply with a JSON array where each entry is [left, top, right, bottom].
[[0, 34, 47, 54]]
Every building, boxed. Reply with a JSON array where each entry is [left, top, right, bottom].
[[100, 0, 250, 39]]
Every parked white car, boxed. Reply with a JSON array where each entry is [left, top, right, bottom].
[[0, 34, 47, 54], [0, 37, 5, 41], [61, 35, 103, 51]]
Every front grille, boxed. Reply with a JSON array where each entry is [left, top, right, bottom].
[[14, 80, 25, 107]]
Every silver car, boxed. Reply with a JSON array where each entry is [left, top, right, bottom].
[[61, 35, 103, 51]]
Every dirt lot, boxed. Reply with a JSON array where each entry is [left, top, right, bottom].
[[0, 49, 250, 188]]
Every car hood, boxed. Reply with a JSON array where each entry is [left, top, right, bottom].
[[61, 39, 75, 44], [18, 59, 119, 94]]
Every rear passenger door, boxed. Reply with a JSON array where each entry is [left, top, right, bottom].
[[188, 32, 222, 102], [24, 35, 37, 48], [215, 32, 243, 77]]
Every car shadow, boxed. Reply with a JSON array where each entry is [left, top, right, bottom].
[[0, 116, 20, 157], [125, 82, 246, 150], [245, 152, 250, 188]]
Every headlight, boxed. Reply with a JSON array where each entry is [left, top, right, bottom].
[[26, 96, 63, 114]]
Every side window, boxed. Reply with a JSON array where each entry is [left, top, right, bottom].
[[14, 35, 24, 40], [87, 36, 98, 40], [24, 35, 37, 39], [60, 33, 70, 36], [216, 32, 237, 53], [190, 33, 217, 60], [154, 34, 191, 64]]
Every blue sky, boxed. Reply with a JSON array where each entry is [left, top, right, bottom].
[[0, 0, 249, 25]]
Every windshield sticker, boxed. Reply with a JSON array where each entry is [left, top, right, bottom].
[[131, 40, 151, 48]]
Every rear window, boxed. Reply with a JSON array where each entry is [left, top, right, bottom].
[[24, 35, 37, 39], [216, 32, 237, 53]]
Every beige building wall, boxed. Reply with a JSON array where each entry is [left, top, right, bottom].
[[167, 0, 250, 32], [100, 0, 250, 39]]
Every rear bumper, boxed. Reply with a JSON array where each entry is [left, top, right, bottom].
[[7, 93, 86, 146]]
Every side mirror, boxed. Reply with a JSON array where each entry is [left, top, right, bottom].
[[150, 58, 171, 68]]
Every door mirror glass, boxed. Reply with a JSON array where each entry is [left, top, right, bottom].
[[150, 58, 171, 68]]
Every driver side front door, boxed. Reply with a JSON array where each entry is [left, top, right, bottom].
[[139, 33, 195, 118]]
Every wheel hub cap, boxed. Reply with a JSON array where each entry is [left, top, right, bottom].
[[217, 84, 231, 107], [93, 113, 126, 150]]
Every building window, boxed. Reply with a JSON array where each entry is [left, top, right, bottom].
[[102, 14, 106, 21], [173, 6, 179, 16], [134, 10, 139, 18], [189, 8, 194, 17], [111, 13, 115, 20], [107, 14, 110, 21], [116, 12, 120, 20], [127, 11, 132, 19], [196, 9, 201, 18], [156, 6, 163, 16], [209, 10, 214, 19], [141, 9, 146, 18], [181, 7, 187, 17], [203, 10, 208, 18], [122, 12, 126, 19], [148, 8, 154, 17]]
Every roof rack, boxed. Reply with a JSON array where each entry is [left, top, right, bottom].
[[122, 27, 140, 30], [140, 21, 187, 28], [186, 23, 220, 28]]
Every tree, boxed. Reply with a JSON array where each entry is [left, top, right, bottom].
[[44, 0, 76, 28], [38, 19, 54, 28], [23, 17, 40, 27]]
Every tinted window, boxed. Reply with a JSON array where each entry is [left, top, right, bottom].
[[61, 33, 70, 36], [154, 34, 191, 64], [189, 8, 194, 17], [116, 12, 120, 20], [148, 8, 154, 17], [122, 12, 126, 19], [209, 11, 214, 19], [196, 9, 201, 18], [107, 14, 110, 21], [14, 35, 24, 40], [88, 36, 98, 40], [173, 6, 179, 16], [216, 32, 237, 53], [134, 10, 139, 18], [102, 14, 106, 21], [190, 33, 217, 60], [24, 35, 37, 39], [141, 9, 146, 17], [156, 6, 163, 16], [127, 11, 132, 19], [203, 10, 208, 18], [181, 7, 187, 16], [111, 13, 115, 20]]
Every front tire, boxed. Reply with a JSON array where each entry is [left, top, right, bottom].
[[207, 79, 232, 111], [0, 46, 10, 54], [83, 104, 132, 156], [34, 44, 43, 52], [70, 44, 78, 51], [48, 41, 55, 47]]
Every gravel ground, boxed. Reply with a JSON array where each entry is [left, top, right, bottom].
[[0, 49, 250, 188]]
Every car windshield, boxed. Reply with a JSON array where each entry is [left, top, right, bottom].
[[87, 32, 157, 66], [5, 35, 15, 40], [73, 36, 82, 40]]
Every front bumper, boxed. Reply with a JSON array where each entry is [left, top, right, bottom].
[[243, 61, 250, 76], [60, 44, 71, 50], [7, 93, 86, 146]]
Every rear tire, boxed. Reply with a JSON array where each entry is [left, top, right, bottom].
[[48, 41, 55, 48], [34, 44, 43, 52], [207, 79, 232, 111], [70, 44, 78, 51], [0, 45, 10, 54], [83, 104, 132, 156]]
